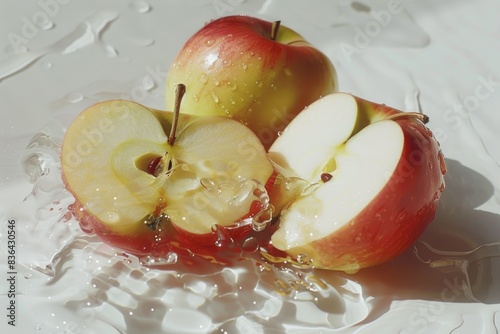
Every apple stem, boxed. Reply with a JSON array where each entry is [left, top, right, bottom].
[[168, 83, 186, 146], [271, 20, 281, 41], [387, 112, 429, 124]]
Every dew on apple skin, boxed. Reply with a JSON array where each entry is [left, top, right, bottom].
[[199, 73, 209, 84], [212, 92, 220, 104], [227, 81, 237, 91], [438, 150, 447, 175]]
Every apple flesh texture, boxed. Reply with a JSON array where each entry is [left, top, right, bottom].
[[61, 100, 274, 255], [165, 15, 337, 149], [268, 93, 446, 272]]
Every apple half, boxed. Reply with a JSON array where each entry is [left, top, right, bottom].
[[267, 93, 446, 272], [61, 98, 274, 255]]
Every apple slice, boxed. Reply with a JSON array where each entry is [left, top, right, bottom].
[[61, 95, 274, 255], [267, 93, 446, 272]]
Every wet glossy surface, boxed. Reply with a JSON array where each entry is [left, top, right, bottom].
[[1, 0, 499, 333]]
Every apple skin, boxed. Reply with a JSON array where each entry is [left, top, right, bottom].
[[70, 200, 263, 257], [266, 94, 446, 272], [165, 15, 337, 149]]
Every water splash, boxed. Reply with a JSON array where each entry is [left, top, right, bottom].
[[0, 123, 374, 333], [0, 11, 119, 82]]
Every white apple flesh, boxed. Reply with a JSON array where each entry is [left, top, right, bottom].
[[61, 98, 274, 255], [267, 93, 446, 272]]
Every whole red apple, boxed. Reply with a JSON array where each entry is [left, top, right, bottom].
[[165, 15, 337, 149]]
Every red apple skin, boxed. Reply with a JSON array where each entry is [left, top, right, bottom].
[[267, 110, 446, 273], [166, 15, 337, 149], [67, 171, 279, 256]]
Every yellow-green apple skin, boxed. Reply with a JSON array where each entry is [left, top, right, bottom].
[[266, 93, 447, 273], [61, 100, 274, 255], [165, 15, 337, 149]]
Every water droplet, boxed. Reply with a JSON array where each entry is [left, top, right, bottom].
[[227, 81, 237, 91], [242, 237, 260, 252], [130, 1, 151, 14], [212, 92, 219, 104], [255, 80, 263, 88], [206, 39, 214, 46], [282, 177, 309, 192], [35, 19, 54, 31], [64, 93, 84, 103], [211, 224, 234, 248], [143, 75, 155, 90], [284, 67, 292, 76], [105, 45, 118, 57], [296, 254, 312, 265], [199, 73, 209, 84], [106, 211, 120, 223], [193, 94, 199, 102], [223, 59, 232, 67], [242, 63, 248, 70], [214, 80, 220, 86], [41, 60, 53, 69], [252, 206, 273, 232], [302, 183, 321, 196], [200, 178, 220, 195], [438, 150, 447, 175]]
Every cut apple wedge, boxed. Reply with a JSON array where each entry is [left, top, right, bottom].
[[61, 98, 274, 255], [267, 93, 446, 272]]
